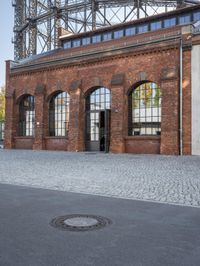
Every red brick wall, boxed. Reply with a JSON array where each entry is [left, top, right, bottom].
[[160, 79, 180, 155], [182, 49, 192, 155], [125, 136, 161, 154], [45, 137, 68, 151], [15, 137, 34, 149], [5, 27, 193, 155]]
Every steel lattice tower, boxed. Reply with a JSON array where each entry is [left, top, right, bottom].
[[12, 0, 199, 60]]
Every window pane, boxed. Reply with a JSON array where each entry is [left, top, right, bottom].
[[164, 18, 176, 28], [137, 24, 148, 33], [103, 32, 112, 41], [150, 21, 162, 31], [19, 95, 35, 137], [193, 11, 200, 21], [179, 15, 191, 24], [82, 37, 91, 45], [114, 30, 124, 39], [73, 39, 81, 47], [125, 27, 136, 36], [49, 92, 70, 137], [63, 41, 71, 49], [87, 87, 111, 143], [129, 83, 162, 136], [92, 35, 101, 43]]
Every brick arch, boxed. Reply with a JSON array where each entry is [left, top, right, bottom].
[[46, 89, 70, 102], [15, 93, 35, 105], [83, 85, 111, 98], [126, 80, 159, 96]]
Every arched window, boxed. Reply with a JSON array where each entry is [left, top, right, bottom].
[[49, 91, 70, 137], [86, 87, 111, 111], [129, 82, 162, 136], [19, 95, 35, 136]]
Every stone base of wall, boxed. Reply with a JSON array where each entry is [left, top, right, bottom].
[[45, 137, 68, 151], [125, 136, 161, 154], [14, 137, 34, 149], [10, 136, 162, 154]]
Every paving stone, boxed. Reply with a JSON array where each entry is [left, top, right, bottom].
[[0, 150, 200, 207]]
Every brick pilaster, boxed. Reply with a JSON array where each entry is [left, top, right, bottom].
[[33, 85, 46, 150], [4, 60, 15, 149], [160, 79, 180, 155], [110, 85, 125, 153], [68, 88, 84, 151]]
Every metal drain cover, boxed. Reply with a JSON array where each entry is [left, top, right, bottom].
[[50, 214, 111, 232]]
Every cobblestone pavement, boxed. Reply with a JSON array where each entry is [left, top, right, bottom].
[[0, 150, 200, 207]]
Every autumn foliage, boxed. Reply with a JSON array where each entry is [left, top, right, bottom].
[[0, 85, 5, 122]]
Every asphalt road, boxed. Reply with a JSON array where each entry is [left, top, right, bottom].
[[0, 183, 200, 266]]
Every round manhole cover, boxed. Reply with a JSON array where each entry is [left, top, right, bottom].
[[50, 214, 112, 232]]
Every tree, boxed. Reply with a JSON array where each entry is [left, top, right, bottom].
[[0, 85, 5, 122]]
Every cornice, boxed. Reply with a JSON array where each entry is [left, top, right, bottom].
[[10, 34, 180, 78]]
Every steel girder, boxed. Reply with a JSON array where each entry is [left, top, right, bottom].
[[12, 0, 197, 60]]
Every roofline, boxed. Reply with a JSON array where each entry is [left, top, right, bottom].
[[11, 29, 182, 75]]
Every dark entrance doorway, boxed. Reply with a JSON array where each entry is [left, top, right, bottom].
[[85, 87, 111, 152]]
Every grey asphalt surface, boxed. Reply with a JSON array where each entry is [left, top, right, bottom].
[[0, 183, 200, 266]]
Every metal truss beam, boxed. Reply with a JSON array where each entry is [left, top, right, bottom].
[[13, 0, 198, 60]]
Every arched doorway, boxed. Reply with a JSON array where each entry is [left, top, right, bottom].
[[85, 87, 111, 152]]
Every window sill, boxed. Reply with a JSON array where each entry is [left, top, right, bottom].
[[125, 135, 161, 140], [15, 136, 34, 139], [45, 136, 68, 139]]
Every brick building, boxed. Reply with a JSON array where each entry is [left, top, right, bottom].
[[5, 5, 200, 155]]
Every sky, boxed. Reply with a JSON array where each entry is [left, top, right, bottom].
[[0, 2, 14, 87]]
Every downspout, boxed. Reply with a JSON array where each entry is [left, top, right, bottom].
[[180, 38, 183, 156]]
